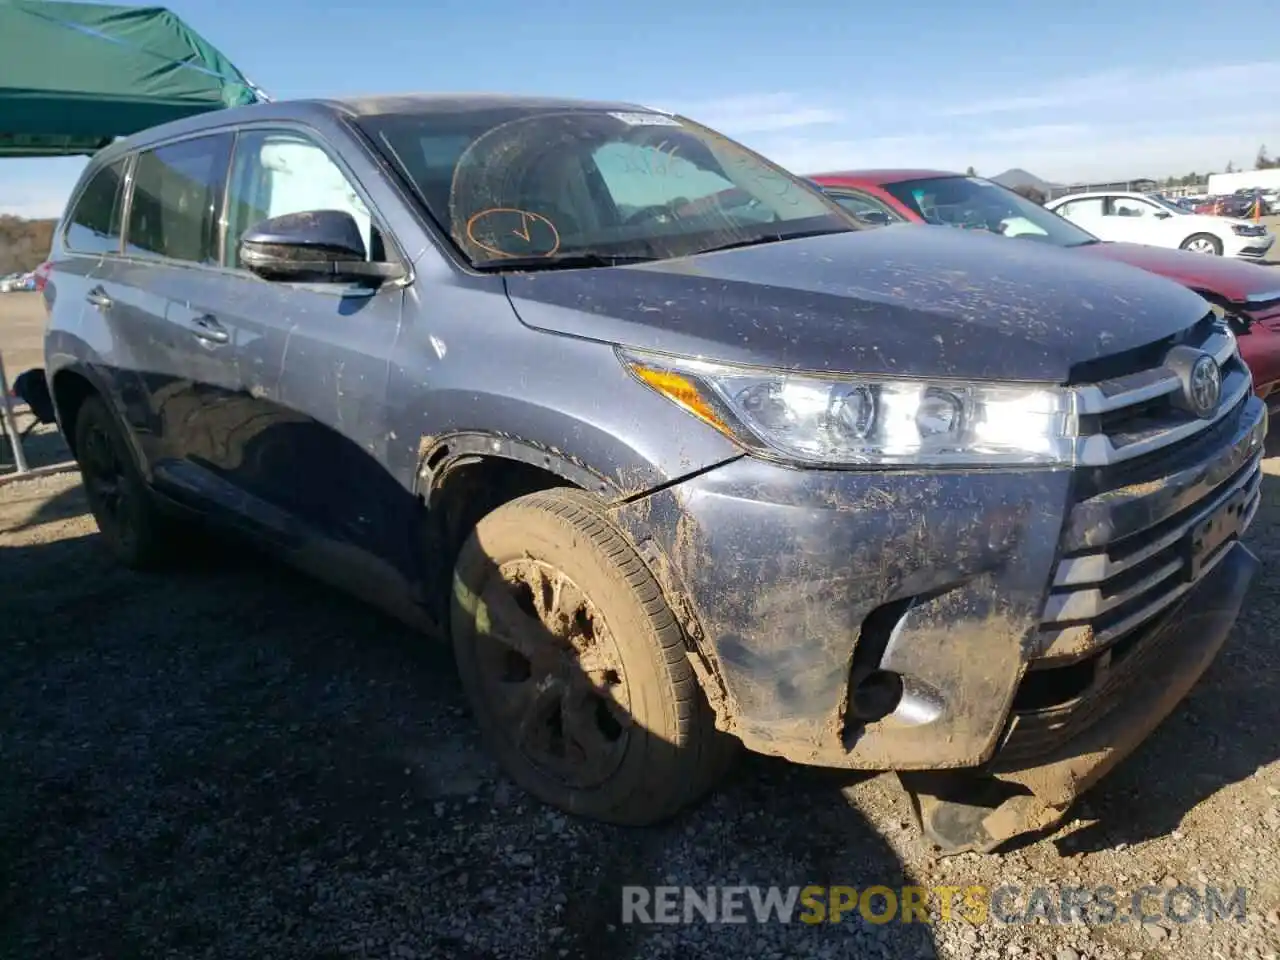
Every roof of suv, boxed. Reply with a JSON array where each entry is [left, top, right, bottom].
[[88, 93, 653, 166]]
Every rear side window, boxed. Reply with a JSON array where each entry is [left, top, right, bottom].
[[125, 134, 233, 264], [64, 160, 128, 254]]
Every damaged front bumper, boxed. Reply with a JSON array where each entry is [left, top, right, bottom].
[[615, 394, 1265, 853], [902, 539, 1257, 854]]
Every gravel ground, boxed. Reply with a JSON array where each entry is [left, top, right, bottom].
[[2, 424, 1280, 960]]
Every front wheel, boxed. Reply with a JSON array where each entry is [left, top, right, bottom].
[[450, 487, 736, 825], [1180, 232, 1223, 255]]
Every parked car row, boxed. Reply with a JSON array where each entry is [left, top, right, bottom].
[[38, 94, 1269, 858], [1193, 191, 1275, 219], [1147, 191, 1277, 219], [0, 271, 36, 293]]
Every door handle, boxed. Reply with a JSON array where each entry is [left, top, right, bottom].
[[85, 286, 113, 309], [190, 314, 230, 344]]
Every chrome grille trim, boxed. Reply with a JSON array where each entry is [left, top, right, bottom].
[[1052, 452, 1263, 587], [1071, 329, 1238, 416], [1037, 456, 1261, 659], [1069, 333, 1249, 467]]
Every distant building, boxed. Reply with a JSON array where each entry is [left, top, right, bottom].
[[1046, 178, 1159, 199], [991, 169, 1175, 200], [1161, 183, 1209, 198]]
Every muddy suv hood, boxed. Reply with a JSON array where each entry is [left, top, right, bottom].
[[503, 225, 1210, 382]]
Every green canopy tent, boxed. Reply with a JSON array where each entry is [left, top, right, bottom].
[[0, 0, 265, 157]]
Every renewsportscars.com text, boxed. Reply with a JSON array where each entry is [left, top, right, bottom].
[[620, 884, 1248, 926]]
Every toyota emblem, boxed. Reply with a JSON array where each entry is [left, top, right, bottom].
[[1187, 354, 1221, 418]]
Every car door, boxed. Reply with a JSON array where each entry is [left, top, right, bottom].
[[50, 155, 131, 400], [86, 133, 242, 485], [195, 125, 410, 568], [1052, 196, 1107, 237], [1099, 195, 1170, 246]]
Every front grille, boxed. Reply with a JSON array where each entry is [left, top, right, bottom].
[[1070, 319, 1249, 466], [996, 315, 1264, 763], [1039, 453, 1261, 659]]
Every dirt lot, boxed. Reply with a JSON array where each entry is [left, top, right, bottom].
[[3, 290, 1280, 960]]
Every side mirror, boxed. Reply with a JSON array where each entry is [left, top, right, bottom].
[[239, 210, 405, 284]]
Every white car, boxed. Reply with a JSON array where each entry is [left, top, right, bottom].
[[1045, 190, 1275, 260]]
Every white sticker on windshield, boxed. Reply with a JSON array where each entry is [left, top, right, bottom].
[[608, 111, 682, 127]]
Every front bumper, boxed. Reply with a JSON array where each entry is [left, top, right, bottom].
[[1228, 230, 1276, 260], [615, 394, 1265, 783]]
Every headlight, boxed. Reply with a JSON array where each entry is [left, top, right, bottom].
[[1232, 224, 1264, 237], [620, 349, 1077, 466]]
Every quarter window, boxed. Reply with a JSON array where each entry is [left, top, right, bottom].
[[223, 130, 383, 268], [64, 159, 128, 254], [125, 134, 233, 263]]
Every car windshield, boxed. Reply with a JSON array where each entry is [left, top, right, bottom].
[[882, 175, 1099, 247], [361, 106, 854, 268], [1149, 195, 1190, 215]]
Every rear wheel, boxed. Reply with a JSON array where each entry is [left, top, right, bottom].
[[1180, 233, 1223, 255], [72, 395, 183, 569], [450, 487, 736, 825]]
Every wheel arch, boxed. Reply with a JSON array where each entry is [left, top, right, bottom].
[[412, 431, 732, 720], [48, 362, 111, 459]]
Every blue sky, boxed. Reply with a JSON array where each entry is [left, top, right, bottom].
[[4, 0, 1279, 218]]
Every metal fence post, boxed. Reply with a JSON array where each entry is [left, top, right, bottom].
[[0, 351, 31, 475]]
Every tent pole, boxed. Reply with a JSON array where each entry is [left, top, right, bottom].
[[0, 352, 31, 475]]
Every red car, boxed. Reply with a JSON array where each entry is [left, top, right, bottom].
[[809, 169, 1280, 412]]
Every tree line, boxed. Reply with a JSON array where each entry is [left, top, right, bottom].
[[966, 145, 1280, 193], [1159, 145, 1279, 187], [0, 216, 56, 276]]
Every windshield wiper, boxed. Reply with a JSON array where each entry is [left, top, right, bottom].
[[473, 253, 657, 271], [689, 227, 852, 257]]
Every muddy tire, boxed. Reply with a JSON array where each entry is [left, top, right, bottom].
[[72, 394, 182, 570], [1180, 232, 1223, 255], [450, 487, 736, 825]]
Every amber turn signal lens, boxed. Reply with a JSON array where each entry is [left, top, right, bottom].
[[626, 363, 734, 436]]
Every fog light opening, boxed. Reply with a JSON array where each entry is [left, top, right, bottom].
[[850, 669, 904, 722]]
